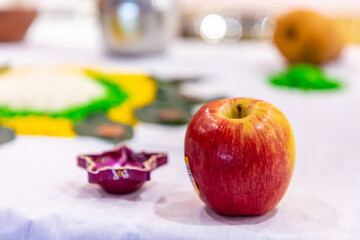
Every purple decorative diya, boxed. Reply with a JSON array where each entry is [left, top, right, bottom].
[[77, 145, 168, 194]]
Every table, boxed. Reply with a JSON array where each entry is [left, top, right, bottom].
[[0, 15, 360, 240]]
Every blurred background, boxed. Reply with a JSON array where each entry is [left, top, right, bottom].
[[1, 0, 360, 51], [0, 0, 359, 136]]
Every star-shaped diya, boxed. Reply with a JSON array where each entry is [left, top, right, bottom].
[[77, 146, 168, 194]]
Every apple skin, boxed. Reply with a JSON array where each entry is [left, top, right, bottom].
[[184, 98, 295, 215]]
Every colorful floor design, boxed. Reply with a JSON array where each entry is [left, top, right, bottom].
[[0, 65, 156, 137]]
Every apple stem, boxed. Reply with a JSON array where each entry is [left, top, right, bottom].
[[237, 104, 243, 118]]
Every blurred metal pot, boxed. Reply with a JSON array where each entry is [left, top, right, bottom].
[[98, 0, 178, 55]]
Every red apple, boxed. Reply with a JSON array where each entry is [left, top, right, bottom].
[[184, 97, 295, 215]]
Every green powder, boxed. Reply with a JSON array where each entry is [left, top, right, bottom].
[[269, 63, 343, 91]]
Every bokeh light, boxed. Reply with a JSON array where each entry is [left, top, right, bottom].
[[200, 14, 227, 43]]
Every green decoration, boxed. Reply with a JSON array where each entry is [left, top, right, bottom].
[[74, 112, 133, 144], [135, 77, 226, 125], [135, 101, 191, 125], [0, 126, 15, 145], [269, 63, 343, 91]]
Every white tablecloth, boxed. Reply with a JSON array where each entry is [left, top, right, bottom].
[[0, 16, 360, 240]]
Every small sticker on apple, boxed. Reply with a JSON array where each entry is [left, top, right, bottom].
[[185, 156, 200, 196]]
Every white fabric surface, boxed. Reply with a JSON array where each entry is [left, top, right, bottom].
[[0, 15, 360, 240]]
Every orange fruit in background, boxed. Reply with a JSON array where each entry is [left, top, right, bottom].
[[274, 10, 345, 65]]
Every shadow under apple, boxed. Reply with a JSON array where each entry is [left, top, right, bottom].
[[154, 190, 274, 226], [205, 207, 277, 225], [154, 190, 338, 234]]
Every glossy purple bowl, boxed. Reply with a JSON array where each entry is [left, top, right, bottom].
[[77, 145, 168, 194]]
